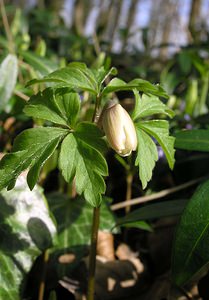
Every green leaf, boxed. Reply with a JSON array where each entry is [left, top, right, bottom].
[[185, 79, 198, 115], [0, 54, 18, 111], [135, 127, 158, 189], [47, 193, 118, 248], [0, 127, 68, 191], [20, 50, 58, 76], [24, 88, 80, 127], [75, 122, 107, 153], [132, 90, 174, 120], [93, 66, 117, 88], [60, 92, 80, 127], [120, 220, 153, 232], [0, 151, 28, 191], [102, 77, 168, 98], [59, 123, 108, 206], [172, 180, 209, 285], [26, 62, 98, 94], [175, 130, 209, 152], [0, 178, 56, 299], [178, 50, 192, 75], [139, 120, 175, 169], [134, 120, 175, 188], [117, 199, 188, 227]]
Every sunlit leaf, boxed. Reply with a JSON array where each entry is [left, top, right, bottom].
[[26, 62, 98, 94], [132, 90, 174, 120], [135, 120, 175, 188], [59, 123, 108, 206], [0, 127, 68, 191], [135, 126, 158, 189], [24, 88, 80, 127], [102, 77, 168, 98], [93, 66, 117, 88], [139, 120, 175, 169]]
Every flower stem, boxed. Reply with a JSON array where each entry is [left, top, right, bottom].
[[87, 92, 102, 300], [92, 94, 101, 123], [125, 172, 133, 213], [87, 206, 100, 300]]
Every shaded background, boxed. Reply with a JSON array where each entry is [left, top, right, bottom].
[[4, 0, 209, 56]]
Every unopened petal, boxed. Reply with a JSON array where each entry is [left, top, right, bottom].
[[101, 103, 137, 156]]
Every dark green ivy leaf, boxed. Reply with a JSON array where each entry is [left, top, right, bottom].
[[24, 88, 80, 127], [0, 181, 56, 299], [0, 127, 68, 191], [47, 193, 118, 248], [59, 123, 108, 207], [26, 62, 98, 94]]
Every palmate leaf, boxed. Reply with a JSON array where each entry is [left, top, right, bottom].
[[59, 122, 108, 207], [102, 77, 168, 98], [135, 120, 175, 188], [132, 86, 175, 188], [135, 127, 158, 189], [24, 88, 80, 127], [172, 180, 209, 286], [93, 66, 117, 89], [47, 193, 118, 248], [139, 120, 175, 169], [132, 89, 174, 120], [26, 62, 98, 94], [0, 127, 68, 191]]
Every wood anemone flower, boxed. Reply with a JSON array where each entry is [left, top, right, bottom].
[[101, 101, 137, 157]]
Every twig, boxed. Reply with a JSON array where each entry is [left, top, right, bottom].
[[111, 175, 209, 211], [38, 249, 49, 300], [14, 90, 29, 101], [176, 285, 193, 300], [0, 0, 15, 53]]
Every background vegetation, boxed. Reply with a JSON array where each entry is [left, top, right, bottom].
[[1, 0, 209, 300]]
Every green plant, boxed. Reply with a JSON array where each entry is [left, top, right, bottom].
[[0, 62, 174, 299]]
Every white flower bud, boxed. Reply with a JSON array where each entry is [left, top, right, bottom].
[[101, 102, 137, 157]]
